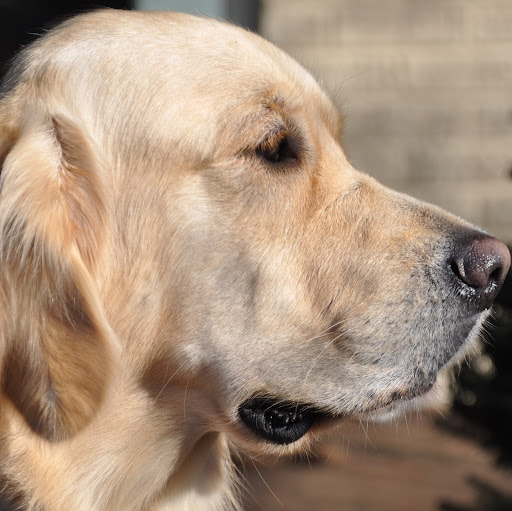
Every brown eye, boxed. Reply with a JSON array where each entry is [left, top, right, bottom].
[[257, 132, 298, 165]]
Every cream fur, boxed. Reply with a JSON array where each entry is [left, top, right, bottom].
[[0, 10, 506, 510]]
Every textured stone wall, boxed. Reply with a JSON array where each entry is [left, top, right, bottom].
[[260, 0, 512, 242]]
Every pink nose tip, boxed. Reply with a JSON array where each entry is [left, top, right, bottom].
[[450, 235, 510, 309]]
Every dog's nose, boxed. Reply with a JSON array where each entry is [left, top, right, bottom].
[[450, 234, 510, 310]]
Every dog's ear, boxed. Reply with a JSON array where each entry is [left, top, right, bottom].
[[0, 110, 115, 441]]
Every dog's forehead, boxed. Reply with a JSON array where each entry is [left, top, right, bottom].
[[38, 11, 336, 124], [1, 10, 341, 166]]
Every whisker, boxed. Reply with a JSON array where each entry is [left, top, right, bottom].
[[302, 329, 347, 386], [250, 459, 282, 508], [293, 318, 348, 346], [153, 360, 188, 404], [403, 412, 410, 436], [183, 376, 191, 420], [359, 418, 375, 450]]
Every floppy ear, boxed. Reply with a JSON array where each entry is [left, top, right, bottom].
[[0, 111, 115, 441]]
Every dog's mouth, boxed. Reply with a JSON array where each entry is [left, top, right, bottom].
[[238, 378, 439, 444], [238, 397, 326, 445]]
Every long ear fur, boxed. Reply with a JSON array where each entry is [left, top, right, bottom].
[[0, 110, 115, 441]]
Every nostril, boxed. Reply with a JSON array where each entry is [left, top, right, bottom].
[[450, 259, 463, 282], [489, 266, 503, 284], [450, 253, 500, 290], [450, 259, 467, 285]]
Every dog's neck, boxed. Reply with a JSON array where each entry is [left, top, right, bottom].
[[150, 433, 238, 511], [0, 387, 238, 511]]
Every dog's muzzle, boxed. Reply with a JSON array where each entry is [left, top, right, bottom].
[[238, 233, 510, 446]]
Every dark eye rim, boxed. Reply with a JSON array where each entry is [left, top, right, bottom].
[[256, 131, 300, 166]]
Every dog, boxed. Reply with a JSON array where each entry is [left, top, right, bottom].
[[0, 9, 509, 511]]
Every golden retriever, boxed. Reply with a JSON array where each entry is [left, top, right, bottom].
[[0, 9, 509, 511]]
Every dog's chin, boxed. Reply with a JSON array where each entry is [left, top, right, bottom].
[[236, 388, 427, 447], [237, 375, 447, 446], [236, 324, 484, 447], [358, 381, 444, 423]]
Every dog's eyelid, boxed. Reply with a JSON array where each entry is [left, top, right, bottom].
[[258, 128, 288, 151], [258, 135, 294, 165]]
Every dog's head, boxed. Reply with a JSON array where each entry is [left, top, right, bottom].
[[0, 11, 509, 454]]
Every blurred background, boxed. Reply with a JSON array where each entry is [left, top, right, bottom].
[[1, 1, 511, 509]]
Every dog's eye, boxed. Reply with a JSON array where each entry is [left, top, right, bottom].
[[257, 132, 298, 165]]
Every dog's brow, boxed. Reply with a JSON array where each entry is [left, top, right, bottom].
[[265, 94, 285, 109]]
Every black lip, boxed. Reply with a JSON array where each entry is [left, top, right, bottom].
[[238, 397, 323, 445]]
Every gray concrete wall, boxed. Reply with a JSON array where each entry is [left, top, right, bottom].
[[134, 0, 258, 30], [136, 0, 227, 17], [261, 0, 512, 242]]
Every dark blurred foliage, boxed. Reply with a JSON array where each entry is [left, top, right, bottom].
[[440, 248, 512, 510], [0, 0, 133, 77]]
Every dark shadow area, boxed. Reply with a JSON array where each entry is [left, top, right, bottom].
[[0, 0, 133, 78], [440, 477, 512, 511], [439, 246, 512, 510], [227, 0, 260, 32]]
